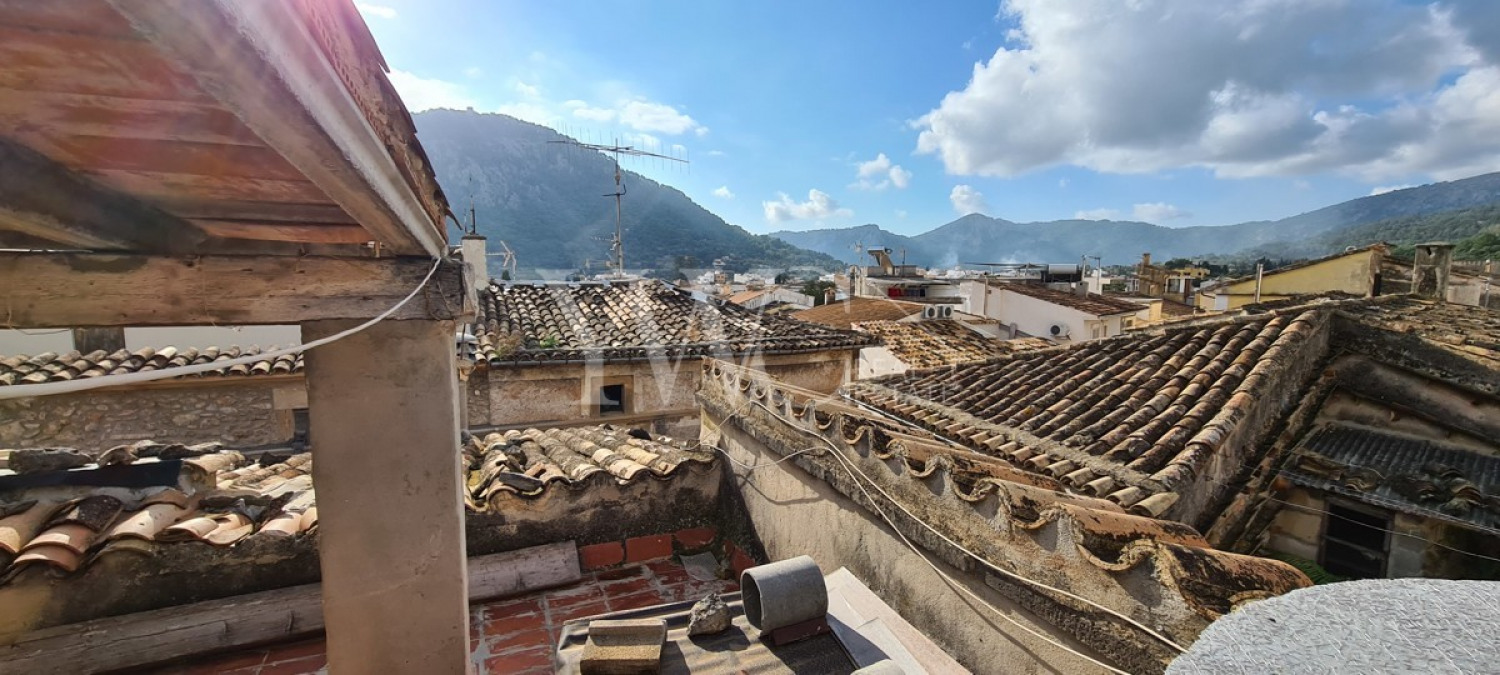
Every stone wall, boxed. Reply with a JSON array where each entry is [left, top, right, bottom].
[[0, 380, 298, 452]]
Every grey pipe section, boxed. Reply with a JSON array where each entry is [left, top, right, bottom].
[[740, 555, 828, 632]]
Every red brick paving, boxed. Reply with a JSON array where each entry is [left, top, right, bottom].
[[623, 534, 673, 562], [142, 556, 738, 674]]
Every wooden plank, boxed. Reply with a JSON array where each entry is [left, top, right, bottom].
[[189, 220, 371, 244], [108, 0, 446, 257], [0, 89, 263, 147], [42, 136, 308, 182], [0, 543, 582, 674], [88, 170, 331, 205], [0, 252, 468, 326], [0, 137, 210, 253], [0, 24, 210, 102], [156, 198, 354, 224]]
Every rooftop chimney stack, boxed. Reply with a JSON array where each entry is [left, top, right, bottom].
[[461, 234, 489, 290], [1413, 242, 1454, 302]]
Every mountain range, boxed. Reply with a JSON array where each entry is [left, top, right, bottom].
[[412, 109, 839, 273], [413, 109, 1500, 273], [771, 172, 1500, 267]]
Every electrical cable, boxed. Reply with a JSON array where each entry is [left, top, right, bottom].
[[0, 257, 444, 401], [716, 398, 1138, 673], [729, 395, 1188, 656], [840, 389, 1500, 563]]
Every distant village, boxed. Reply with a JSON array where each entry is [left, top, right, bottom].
[[2, 2, 1498, 674]]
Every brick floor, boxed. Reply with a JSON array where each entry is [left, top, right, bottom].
[[143, 557, 739, 674]]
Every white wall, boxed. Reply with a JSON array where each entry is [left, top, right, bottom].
[[0, 325, 303, 356], [0, 329, 74, 355], [992, 288, 1115, 341], [856, 346, 907, 379]]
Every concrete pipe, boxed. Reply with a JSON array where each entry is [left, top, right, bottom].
[[740, 555, 828, 632]]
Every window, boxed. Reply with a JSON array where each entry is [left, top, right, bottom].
[[598, 383, 627, 416], [291, 409, 310, 449], [1320, 501, 1390, 578], [1091, 324, 1106, 339]]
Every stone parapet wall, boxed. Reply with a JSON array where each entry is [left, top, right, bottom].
[[0, 382, 294, 452]]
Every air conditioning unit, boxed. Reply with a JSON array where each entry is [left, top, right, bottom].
[[938, 306, 953, 319], [922, 306, 940, 320], [1049, 323, 1070, 338]]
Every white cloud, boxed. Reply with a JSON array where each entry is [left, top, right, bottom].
[[896, 210, 909, 219], [713, 186, 735, 200], [565, 98, 707, 137], [851, 153, 914, 190], [1074, 208, 1120, 220], [1058, 178, 1068, 188], [619, 100, 706, 136], [763, 189, 853, 222], [1133, 202, 1191, 222], [514, 81, 540, 98], [464, 67, 484, 79], [950, 185, 989, 216], [1369, 184, 1415, 196], [913, 0, 1496, 181], [388, 70, 476, 112], [355, 2, 396, 19]]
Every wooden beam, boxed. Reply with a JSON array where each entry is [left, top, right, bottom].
[[0, 137, 210, 253], [107, 0, 447, 257], [0, 542, 582, 673], [0, 252, 468, 327], [189, 220, 372, 245]]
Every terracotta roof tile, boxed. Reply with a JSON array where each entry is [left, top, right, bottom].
[[0, 424, 715, 581], [996, 282, 1146, 316], [791, 296, 926, 329], [0, 347, 302, 387], [852, 319, 1016, 369], [1335, 296, 1500, 371], [846, 311, 1325, 505], [474, 281, 873, 364], [699, 361, 1311, 630], [1285, 423, 1500, 531]]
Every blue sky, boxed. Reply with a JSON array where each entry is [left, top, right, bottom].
[[356, 0, 1500, 236]]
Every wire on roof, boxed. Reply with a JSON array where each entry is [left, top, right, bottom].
[[0, 257, 444, 401], [732, 397, 1189, 655]]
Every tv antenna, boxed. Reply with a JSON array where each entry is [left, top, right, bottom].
[[487, 240, 518, 280], [548, 137, 687, 278]]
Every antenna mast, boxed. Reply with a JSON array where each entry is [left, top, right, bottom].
[[548, 137, 687, 278]]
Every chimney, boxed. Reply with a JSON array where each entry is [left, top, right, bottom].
[[1413, 242, 1454, 302], [461, 234, 489, 289], [823, 287, 836, 305], [72, 327, 125, 354], [1141, 252, 1151, 269]]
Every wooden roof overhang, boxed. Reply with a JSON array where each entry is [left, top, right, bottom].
[[0, 0, 449, 256], [0, 0, 467, 327]]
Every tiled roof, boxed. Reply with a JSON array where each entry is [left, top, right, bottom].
[[463, 425, 714, 510], [726, 289, 767, 305], [846, 311, 1324, 510], [699, 361, 1310, 644], [0, 448, 316, 575], [1284, 423, 1500, 531], [0, 425, 715, 579], [996, 282, 1146, 316], [791, 296, 926, 329], [1335, 296, 1500, 371], [473, 280, 874, 363], [852, 319, 1014, 369], [0, 346, 301, 387]]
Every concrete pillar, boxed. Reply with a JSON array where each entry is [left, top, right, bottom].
[[301, 318, 471, 674]]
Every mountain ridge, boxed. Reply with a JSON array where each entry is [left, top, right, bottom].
[[771, 172, 1500, 266], [412, 109, 841, 273]]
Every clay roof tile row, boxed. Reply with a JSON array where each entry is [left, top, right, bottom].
[[0, 347, 301, 387]]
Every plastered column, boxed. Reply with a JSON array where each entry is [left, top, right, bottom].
[[302, 318, 472, 674]]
